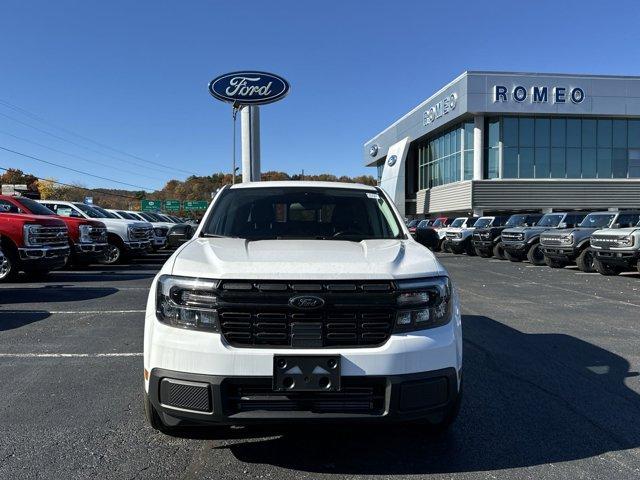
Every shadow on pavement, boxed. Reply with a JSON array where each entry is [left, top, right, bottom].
[[0, 285, 119, 307], [0, 310, 51, 331], [185, 315, 640, 474]]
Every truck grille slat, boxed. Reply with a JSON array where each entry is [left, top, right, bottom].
[[217, 280, 396, 348]]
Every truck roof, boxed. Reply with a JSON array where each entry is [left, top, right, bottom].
[[228, 181, 377, 191]]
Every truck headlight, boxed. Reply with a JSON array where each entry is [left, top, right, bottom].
[[156, 275, 221, 331], [561, 234, 574, 245], [79, 224, 93, 243], [23, 224, 41, 246], [618, 236, 634, 247], [394, 277, 452, 332]]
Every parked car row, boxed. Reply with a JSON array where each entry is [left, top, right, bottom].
[[411, 210, 640, 277], [0, 194, 196, 282]]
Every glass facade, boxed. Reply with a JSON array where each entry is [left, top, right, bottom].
[[414, 115, 640, 192], [499, 116, 640, 179], [417, 121, 474, 189]]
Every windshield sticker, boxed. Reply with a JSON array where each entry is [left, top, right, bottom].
[[366, 193, 380, 199]]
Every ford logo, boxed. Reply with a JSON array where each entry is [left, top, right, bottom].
[[289, 295, 325, 310], [387, 155, 397, 167], [208, 71, 290, 106], [369, 144, 379, 157]]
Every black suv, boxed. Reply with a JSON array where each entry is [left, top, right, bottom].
[[501, 212, 588, 265], [472, 214, 542, 259]]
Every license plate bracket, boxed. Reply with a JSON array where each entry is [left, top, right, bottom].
[[273, 355, 341, 392]]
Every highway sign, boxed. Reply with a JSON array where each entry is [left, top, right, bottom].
[[164, 200, 181, 211], [141, 199, 162, 212], [183, 200, 208, 211]]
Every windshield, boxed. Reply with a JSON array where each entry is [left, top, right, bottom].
[[505, 215, 527, 227], [15, 197, 55, 216], [138, 212, 157, 222], [127, 212, 144, 221], [202, 187, 404, 241], [115, 211, 135, 220], [450, 218, 465, 228], [73, 202, 106, 218], [537, 214, 564, 227], [578, 213, 615, 229], [432, 218, 446, 228], [407, 219, 419, 228], [474, 217, 493, 228], [417, 220, 429, 228], [90, 206, 118, 219]]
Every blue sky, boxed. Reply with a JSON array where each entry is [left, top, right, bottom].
[[1, 0, 640, 191]]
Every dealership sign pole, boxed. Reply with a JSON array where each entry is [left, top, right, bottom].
[[208, 71, 290, 183]]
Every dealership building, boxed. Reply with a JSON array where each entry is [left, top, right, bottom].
[[364, 71, 640, 217]]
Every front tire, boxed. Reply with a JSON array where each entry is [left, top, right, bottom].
[[0, 245, 18, 283], [576, 248, 596, 272], [492, 242, 505, 260], [441, 240, 452, 253], [504, 250, 522, 262], [465, 242, 476, 256], [526, 243, 545, 265], [544, 256, 566, 268], [475, 247, 492, 258], [143, 392, 172, 433], [594, 258, 622, 276]]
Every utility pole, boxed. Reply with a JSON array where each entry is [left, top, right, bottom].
[[241, 106, 261, 183]]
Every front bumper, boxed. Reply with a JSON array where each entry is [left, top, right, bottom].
[[18, 245, 70, 269], [124, 240, 151, 251], [471, 239, 493, 249], [593, 249, 640, 267], [74, 242, 108, 259], [502, 241, 528, 253], [540, 245, 578, 261], [148, 367, 460, 426]]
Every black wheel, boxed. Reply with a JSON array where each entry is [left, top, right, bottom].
[[492, 242, 505, 260], [594, 258, 622, 276], [576, 249, 596, 272], [442, 240, 452, 253], [143, 392, 172, 433], [102, 241, 127, 265], [0, 245, 18, 283], [475, 247, 492, 258], [526, 243, 545, 265], [544, 256, 566, 268], [637, 260, 640, 275], [504, 250, 522, 262], [465, 242, 476, 256]]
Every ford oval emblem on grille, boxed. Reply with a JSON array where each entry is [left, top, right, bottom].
[[289, 295, 325, 310]]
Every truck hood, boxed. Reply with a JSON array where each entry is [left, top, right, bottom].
[[1, 212, 66, 227], [503, 226, 551, 235], [170, 238, 446, 280], [591, 227, 640, 237], [542, 227, 598, 237]]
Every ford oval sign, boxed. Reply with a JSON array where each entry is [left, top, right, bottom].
[[288, 295, 325, 310], [387, 155, 397, 167], [208, 71, 290, 106]]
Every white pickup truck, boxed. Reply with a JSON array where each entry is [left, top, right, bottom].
[[38, 200, 153, 264], [143, 181, 463, 433]]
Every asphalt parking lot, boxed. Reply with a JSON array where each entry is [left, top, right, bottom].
[[1, 251, 640, 480]]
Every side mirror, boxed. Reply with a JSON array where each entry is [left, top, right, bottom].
[[611, 223, 620, 229], [558, 222, 567, 228]]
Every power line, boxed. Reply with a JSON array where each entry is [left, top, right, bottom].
[[0, 109, 197, 176], [0, 166, 140, 200], [0, 129, 168, 185], [0, 146, 154, 191], [0, 99, 199, 175]]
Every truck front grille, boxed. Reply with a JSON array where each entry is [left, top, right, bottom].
[[501, 232, 523, 242], [90, 227, 107, 243], [130, 227, 152, 240], [591, 235, 629, 249], [31, 226, 69, 247], [217, 280, 396, 348]]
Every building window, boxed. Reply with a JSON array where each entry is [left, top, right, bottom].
[[494, 116, 640, 179], [484, 117, 500, 179], [417, 122, 470, 189]]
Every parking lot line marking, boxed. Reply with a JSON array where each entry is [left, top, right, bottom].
[[0, 352, 142, 358], [487, 270, 640, 308], [0, 309, 145, 314]]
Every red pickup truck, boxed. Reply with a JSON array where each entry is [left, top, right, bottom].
[[0, 197, 70, 282], [0, 195, 108, 271]]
